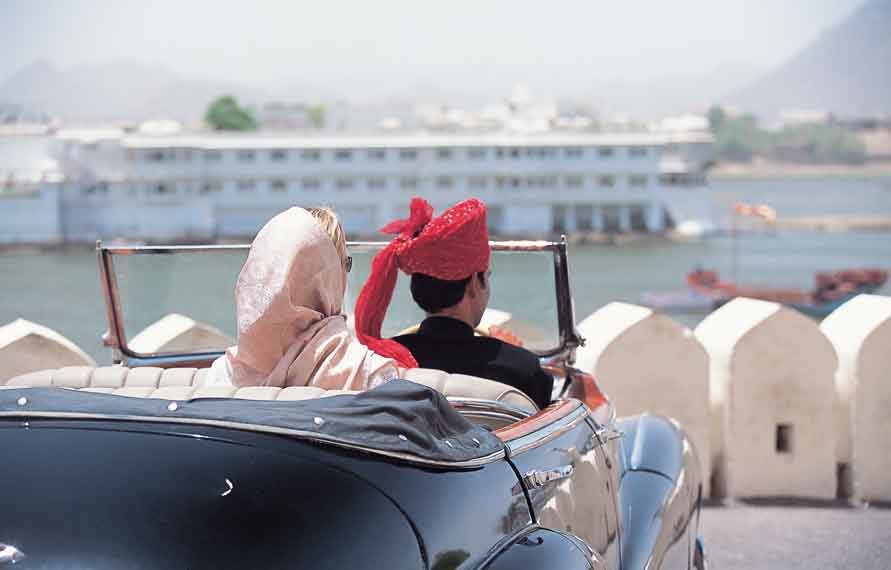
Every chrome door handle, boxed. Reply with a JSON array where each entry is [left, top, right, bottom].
[[595, 428, 622, 443], [523, 464, 574, 489]]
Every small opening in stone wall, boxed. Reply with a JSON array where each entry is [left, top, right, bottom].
[[776, 424, 794, 454], [837, 462, 853, 499]]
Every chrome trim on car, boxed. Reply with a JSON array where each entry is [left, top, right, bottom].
[[101, 240, 562, 255], [96, 239, 586, 366], [505, 403, 591, 456], [522, 464, 574, 489], [446, 397, 535, 422], [0, 410, 506, 469]]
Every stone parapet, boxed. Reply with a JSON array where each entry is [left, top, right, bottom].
[[0, 318, 95, 383], [576, 302, 711, 496], [695, 298, 837, 499], [821, 294, 891, 502]]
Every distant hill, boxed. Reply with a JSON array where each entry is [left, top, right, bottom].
[[586, 63, 765, 119], [0, 60, 270, 122], [729, 0, 891, 119]]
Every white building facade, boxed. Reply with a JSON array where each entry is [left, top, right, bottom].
[[4, 130, 715, 244]]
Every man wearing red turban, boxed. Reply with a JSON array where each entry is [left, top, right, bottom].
[[354, 197, 553, 410]]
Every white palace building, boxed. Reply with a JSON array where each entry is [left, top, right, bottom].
[[1, 127, 716, 244]]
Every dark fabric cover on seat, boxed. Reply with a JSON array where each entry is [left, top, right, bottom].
[[0, 379, 503, 466]]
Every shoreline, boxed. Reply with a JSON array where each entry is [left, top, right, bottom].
[[711, 160, 891, 180]]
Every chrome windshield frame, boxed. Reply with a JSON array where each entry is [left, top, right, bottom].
[[96, 238, 583, 367]]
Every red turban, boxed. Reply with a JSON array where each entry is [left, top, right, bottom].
[[355, 197, 490, 368]]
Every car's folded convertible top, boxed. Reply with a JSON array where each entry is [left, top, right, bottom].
[[0, 379, 504, 466]]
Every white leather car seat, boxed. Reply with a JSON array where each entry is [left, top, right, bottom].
[[4, 365, 539, 420]]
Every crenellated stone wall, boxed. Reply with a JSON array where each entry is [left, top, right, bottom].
[[0, 318, 95, 382], [821, 294, 891, 502], [128, 313, 234, 354], [575, 302, 711, 496], [695, 298, 837, 499]]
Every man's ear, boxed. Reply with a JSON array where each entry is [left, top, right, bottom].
[[465, 273, 481, 299]]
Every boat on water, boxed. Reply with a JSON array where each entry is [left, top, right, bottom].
[[645, 267, 888, 318]]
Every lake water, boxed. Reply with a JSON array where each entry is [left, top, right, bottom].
[[2, 175, 890, 364]]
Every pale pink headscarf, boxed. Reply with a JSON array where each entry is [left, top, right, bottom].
[[209, 207, 397, 389]]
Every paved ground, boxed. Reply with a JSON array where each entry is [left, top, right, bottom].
[[700, 500, 891, 570]]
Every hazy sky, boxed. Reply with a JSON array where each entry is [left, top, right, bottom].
[[1, 0, 867, 96]]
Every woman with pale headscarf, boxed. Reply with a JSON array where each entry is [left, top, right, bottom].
[[208, 207, 398, 389]]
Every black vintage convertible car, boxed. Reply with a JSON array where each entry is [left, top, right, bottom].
[[0, 239, 706, 569]]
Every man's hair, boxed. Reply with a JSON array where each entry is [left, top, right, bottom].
[[307, 207, 347, 265], [410, 272, 486, 313]]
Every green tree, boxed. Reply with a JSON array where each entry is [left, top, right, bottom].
[[204, 95, 257, 131], [773, 124, 867, 164], [707, 105, 726, 132], [714, 114, 770, 162], [306, 104, 326, 129]]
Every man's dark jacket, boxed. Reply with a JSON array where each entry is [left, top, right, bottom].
[[392, 316, 553, 410]]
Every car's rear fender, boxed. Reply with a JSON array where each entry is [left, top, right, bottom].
[[616, 414, 703, 570]]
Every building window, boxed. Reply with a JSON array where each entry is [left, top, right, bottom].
[[565, 176, 584, 188], [199, 181, 223, 194], [629, 175, 648, 188], [509, 148, 521, 158], [488, 205, 504, 234], [467, 147, 487, 160], [180, 149, 193, 161], [270, 149, 289, 161], [302, 178, 321, 191], [564, 147, 584, 158], [435, 176, 454, 189], [495, 176, 522, 189], [575, 205, 593, 231], [598, 147, 615, 158], [399, 148, 418, 160], [468, 176, 487, 190], [629, 146, 648, 158], [237, 179, 256, 192], [237, 150, 256, 162], [270, 179, 288, 192], [335, 178, 354, 190], [204, 150, 222, 162], [436, 148, 453, 160], [150, 183, 175, 195], [551, 205, 567, 233], [368, 177, 387, 190], [495, 148, 506, 159], [367, 149, 387, 160], [400, 177, 419, 191], [147, 150, 165, 162], [301, 149, 321, 161], [598, 175, 616, 188], [334, 149, 353, 161]]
